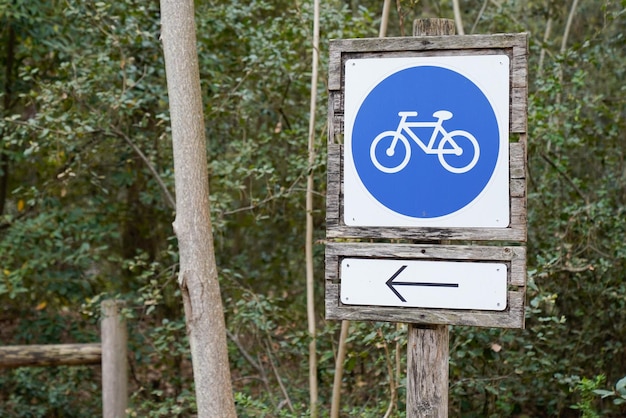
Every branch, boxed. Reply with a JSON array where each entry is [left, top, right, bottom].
[[538, 17, 553, 76], [558, 264, 593, 273], [264, 338, 295, 414], [470, 0, 489, 34], [225, 329, 262, 372], [107, 126, 176, 210], [451, 373, 517, 387], [561, 0, 580, 54], [9, 117, 174, 219], [225, 328, 282, 411], [305, 0, 321, 415], [220, 175, 305, 216], [380, 328, 397, 418], [330, 321, 350, 418], [539, 152, 588, 205], [395, 0, 405, 37], [4, 119, 71, 137], [452, 0, 465, 35], [379, 0, 392, 37], [557, 0, 580, 104]]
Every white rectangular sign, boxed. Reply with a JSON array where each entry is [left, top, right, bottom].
[[340, 258, 507, 311]]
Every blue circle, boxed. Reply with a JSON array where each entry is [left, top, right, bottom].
[[352, 65, 499, 218]]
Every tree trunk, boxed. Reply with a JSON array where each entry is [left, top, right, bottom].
[[159, 1, 236, 417]]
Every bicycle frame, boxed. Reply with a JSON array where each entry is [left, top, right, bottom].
[[389, 111, 454, 156]]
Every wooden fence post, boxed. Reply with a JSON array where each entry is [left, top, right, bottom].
[[101, 299, 128, 418]]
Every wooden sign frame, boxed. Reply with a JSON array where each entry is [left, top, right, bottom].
[[326, 242, 526, 328], [325, 34, 528, 328], [326, 33, 528, 242]]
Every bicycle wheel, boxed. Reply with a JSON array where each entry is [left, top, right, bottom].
[[370, 131, 411, 174], [437, 130, 480, 174]]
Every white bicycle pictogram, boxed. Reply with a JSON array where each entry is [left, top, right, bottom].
[[370, 110, 480, 174]]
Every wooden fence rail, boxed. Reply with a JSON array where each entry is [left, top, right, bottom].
[[0, 343, 101, 368], [0, 300, 128, 418]]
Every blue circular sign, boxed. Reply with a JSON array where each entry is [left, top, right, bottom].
[[351, 65, 500, 218]]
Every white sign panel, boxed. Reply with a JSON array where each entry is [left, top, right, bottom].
[[340, 258, 507, 311], [344, 55, 510, 227]]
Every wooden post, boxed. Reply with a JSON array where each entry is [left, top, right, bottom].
[[101, 300, 128, 418], [406, 18, 455, 418], [407, 325, 449, 417], [413, 18, 455, 37]]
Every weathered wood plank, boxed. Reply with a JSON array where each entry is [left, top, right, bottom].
[[331, 91, 343, 113], [326, 148, 341, 222], [328, 42, 343, 90], [511, 197, 527, 239], [326, 241, 525, 263], [511, 45, 529, 89], [327, 95, 337, 144], [510, 141, 526, 178], [0, 343, 101, 369], [327, 90, 343, 145], [326, 225, 527, 241], [511, 86, 528, 133], [329, 33, 528, 54], [325, 221, 526, 241], [336, 48, 514, 67], [330, 115, 343, 141], [510, 248, 527, 287], [518, 132, 528, 147], [511, 178, 526, 198]]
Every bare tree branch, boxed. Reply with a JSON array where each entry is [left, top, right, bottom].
[[107, 125, 176, 210], [305, 0, 321, 416], [330, 320, 350, 418], [452, 0, 465, 35], [470, 0, 489, 34], [561, 0, 580, 54]]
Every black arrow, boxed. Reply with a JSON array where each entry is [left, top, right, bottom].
[[385, 265, 460, 302]]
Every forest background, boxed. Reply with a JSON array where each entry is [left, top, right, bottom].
[[1, 0, 625, 416]]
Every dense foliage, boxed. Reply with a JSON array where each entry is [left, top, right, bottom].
[[1, 0, 625, 416]]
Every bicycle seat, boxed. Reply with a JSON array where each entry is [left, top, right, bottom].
[[398, 111, 418, 117], [433, 110, 453, 120]]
